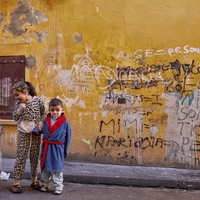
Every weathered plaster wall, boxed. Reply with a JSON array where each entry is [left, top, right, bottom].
[[1, 0, 200, 168]]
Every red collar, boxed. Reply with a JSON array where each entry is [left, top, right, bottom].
[[46, 113, 67, 136]]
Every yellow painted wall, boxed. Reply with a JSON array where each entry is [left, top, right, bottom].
[[1, 0, 200, 168]]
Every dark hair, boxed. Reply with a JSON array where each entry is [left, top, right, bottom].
[[12, 81, 37, 97], [49, 98, 63, 108]]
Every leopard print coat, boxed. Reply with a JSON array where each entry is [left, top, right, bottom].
[[13, 96, 47, 133]]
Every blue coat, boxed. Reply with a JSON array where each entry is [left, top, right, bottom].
[[40, 113, 71, 173]]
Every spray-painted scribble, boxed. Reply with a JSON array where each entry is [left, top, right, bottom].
[[33, 44, 200, 167]]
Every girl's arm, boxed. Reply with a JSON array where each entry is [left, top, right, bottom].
[[38, 97, 47, 130]]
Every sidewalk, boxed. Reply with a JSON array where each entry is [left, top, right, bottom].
[[1, 158, 200, 190]]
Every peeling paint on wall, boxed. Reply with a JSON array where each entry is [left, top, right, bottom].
[[40, 95, 51, 110], [163, 90, 200, 165], [72, 33, 82, 43], [96, 6, 99, 12], [35, 30, 49, 43], [3, 0, 48, 36], [150, 125, 159, 138], [57, 33, 63, 38]]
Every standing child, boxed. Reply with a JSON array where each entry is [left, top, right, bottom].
[[38, 98, 71, 195], [11, 81, 47, 193]]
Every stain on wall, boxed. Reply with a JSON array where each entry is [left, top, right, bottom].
[[0, 12, 4, 26], [26, 55, 36, 69]]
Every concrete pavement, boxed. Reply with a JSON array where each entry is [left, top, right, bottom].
[[1, 158, 200, 190]]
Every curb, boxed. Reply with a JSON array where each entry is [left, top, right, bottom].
[[7, 171, 200, 190], [2, 159, 200, 190]]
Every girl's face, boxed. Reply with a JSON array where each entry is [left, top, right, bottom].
[[13, 89, 28, 103]]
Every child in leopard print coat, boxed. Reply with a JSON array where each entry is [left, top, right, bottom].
[[10, 81, 47, 194]]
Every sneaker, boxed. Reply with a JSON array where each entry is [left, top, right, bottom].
[[54, 189, 62, 195], [40, 185, 48, 192], [10, 185, 23, 193]]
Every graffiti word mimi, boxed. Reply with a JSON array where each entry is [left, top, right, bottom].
[[117, 45, 200, 60], [100, 118, 143, 135]]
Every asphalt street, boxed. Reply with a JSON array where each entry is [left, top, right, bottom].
[[1, 179, 200, 200]]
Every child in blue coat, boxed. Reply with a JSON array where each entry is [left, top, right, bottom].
[[33, 98, 71, 195]]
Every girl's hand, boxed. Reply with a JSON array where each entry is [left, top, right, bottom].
[[38, 124, 43, 132], [20, 103, 26, 110]]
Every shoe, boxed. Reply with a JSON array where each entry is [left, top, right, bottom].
[[40, 185, 48, 192], [54, 189, 62, 195], [10, 185, 23, 193], [31, 182, 41, 190]]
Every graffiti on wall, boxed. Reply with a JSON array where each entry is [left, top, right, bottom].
[[36, 43, 200, 166]]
